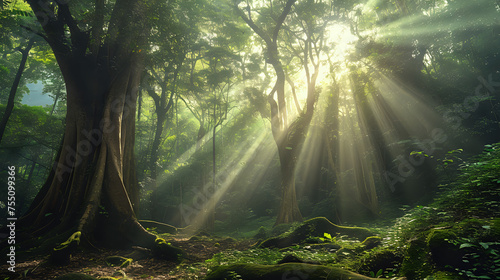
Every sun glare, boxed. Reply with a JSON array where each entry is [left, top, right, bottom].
[[326, 23, 359, 62]]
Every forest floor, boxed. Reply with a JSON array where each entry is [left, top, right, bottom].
[[0, 236, 255, 279], [2, 144, 500, 280]]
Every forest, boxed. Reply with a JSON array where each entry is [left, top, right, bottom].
[[0, 0, 499, 279]]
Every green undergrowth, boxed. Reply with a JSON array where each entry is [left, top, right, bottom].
[[389, 143, 500, 279], [196, 143, 500, 279]]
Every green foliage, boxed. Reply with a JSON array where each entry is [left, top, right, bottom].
[[319, 232, 335, 243]]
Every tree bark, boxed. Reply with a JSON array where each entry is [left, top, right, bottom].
[[17, 0, 157, 249]]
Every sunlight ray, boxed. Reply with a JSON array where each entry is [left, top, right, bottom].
[[176, 130, 275, 233], [375, 0, 500, 44]]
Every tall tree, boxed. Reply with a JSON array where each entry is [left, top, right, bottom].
[[17, 0, 168, 252], [0, 36, 34, 143], [234, 0, 311, 225]]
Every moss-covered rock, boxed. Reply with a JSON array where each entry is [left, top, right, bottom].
[[204, 263, 406, 280], [151, 237, 183, 262], [259, 217, 374, 248], [426, 228, 463, 267], [358, 247, 403, 276], [54, 273, 97, 280]]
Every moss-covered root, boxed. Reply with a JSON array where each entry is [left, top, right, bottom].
[[50, 231, 81, 265], [151, 237, 183, 262], [139, 220, 178, 234], [260, 217, 375, 248], [205, 263, 406, 280]]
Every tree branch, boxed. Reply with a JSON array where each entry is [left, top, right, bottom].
[[272, 0, 296, 43], [233, 2, 272, 46]]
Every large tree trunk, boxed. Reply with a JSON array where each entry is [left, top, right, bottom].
[[275, 145, 302, 224], [18, 54, 155, 248], [11, 0, 161, 251]]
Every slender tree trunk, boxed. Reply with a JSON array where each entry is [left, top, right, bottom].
[[150, 108, 166, 183], [0, 38, 35, 144]]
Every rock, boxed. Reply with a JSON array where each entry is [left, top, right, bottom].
[[259, 217, 375, 248], [426, 229, 463, 267], [204, 263, 406, 280]]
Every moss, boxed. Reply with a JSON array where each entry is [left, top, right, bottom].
[[270, 223, 294, 236], [152, 237, 183, 262], [54, 273, 97, 280], [259, 217, 375, 248], [204, 263, 405, 280]]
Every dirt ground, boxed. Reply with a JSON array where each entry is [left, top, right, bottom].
[[0, 236, 255, 279]]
